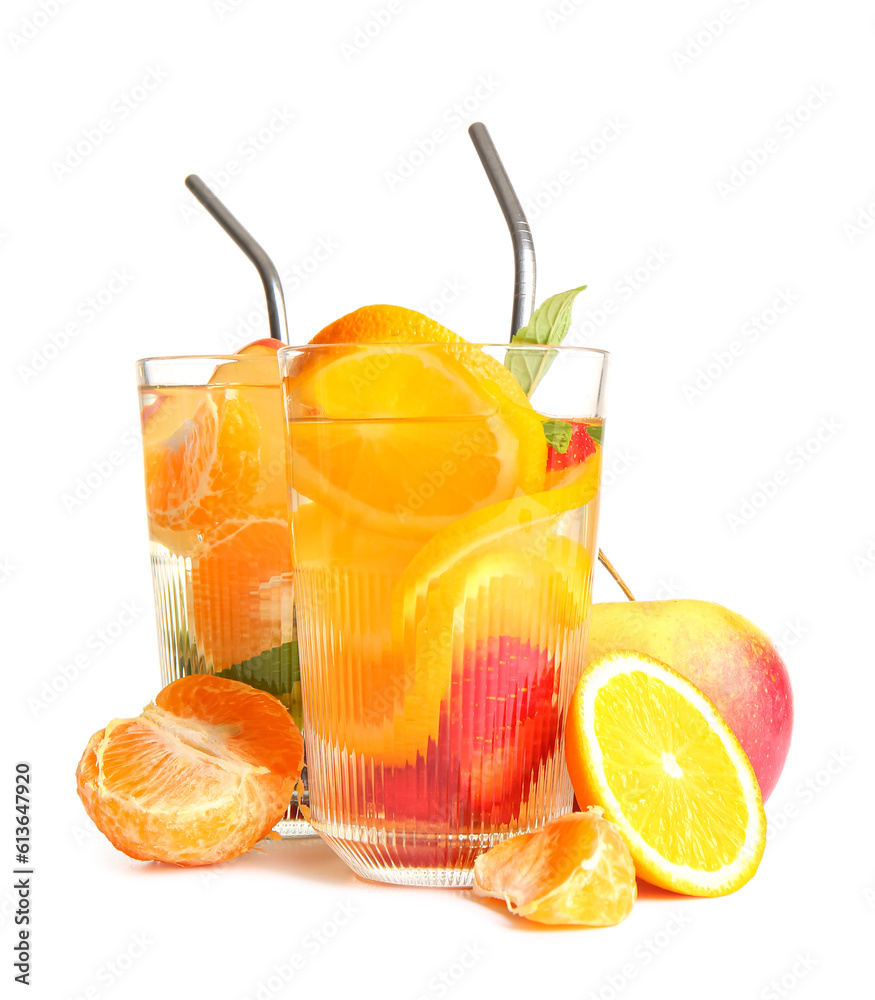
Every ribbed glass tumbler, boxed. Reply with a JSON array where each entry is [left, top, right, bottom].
[[280, 342, 608, 884], [137, 353, 313, 837]]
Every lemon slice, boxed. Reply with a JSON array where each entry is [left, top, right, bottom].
[[566, 650, 767, 896]]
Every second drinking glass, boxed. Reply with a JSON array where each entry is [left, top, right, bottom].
[[137, 349, 312, 836]]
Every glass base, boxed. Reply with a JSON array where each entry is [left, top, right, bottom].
[[312, 824, 524, 887], [272, 777, 318, 838], [273, 817, 318, 838]]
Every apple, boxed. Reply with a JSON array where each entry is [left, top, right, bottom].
[[210, 338, 282, 386], [586, 600, 793, 801], [238, 338, 282, 354]]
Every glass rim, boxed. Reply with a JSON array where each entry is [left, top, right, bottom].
[[136, 354, 279, 365], [276, 342, 610, 358], [136, 353, 284, 388]]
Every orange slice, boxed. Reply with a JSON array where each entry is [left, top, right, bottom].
[[189, 517, 293, 671], [285, 345, 546, 539], [308, 304, 532, 407], [292, 500, 422, 570], [144, 394, 261, 531], [76, 675, 304, 866], [473, 807, 637, 925], [566, 650, 766, 896], [309, 451, 600, 765]]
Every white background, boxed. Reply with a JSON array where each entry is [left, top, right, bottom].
[[3, 1, 874, 998]]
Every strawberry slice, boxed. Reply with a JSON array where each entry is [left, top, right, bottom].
[[546, 422, 596, 487]]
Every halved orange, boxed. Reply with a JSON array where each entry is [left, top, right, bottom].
[[308, 304, 532, 407], [285, 345, 546, 539], [76, 675, 304, 866], [473, 807, 637, 925], [144, 394, 262, 531], [566, 650, 766, 896]]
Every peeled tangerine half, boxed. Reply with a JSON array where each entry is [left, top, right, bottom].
[[473, 808, 637, 926], [566, 650, 767, 897], [76, 676, 304, 866]]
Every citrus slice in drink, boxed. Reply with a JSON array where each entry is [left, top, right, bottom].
[[209, 341, 288, 517], [144, 394, 261, 532], [286, 344, 546, 539], [76, 675, 304, 866], [292, 500, 423, 570], [565, 650, 766, 896], [308, 304, 532, 407], [190, 516, 293, 672], [314, 451, 600, 766], [473, 807, 637, 925]]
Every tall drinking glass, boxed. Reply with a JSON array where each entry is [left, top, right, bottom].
[[136, 353, 312, 837], [280, 342, 607, 883]]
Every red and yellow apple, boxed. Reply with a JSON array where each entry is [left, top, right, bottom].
[[586, 600, 793, 801], [238, 338, 282, 354]]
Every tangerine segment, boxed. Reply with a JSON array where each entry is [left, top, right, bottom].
[[209, 350, 288, 517], [190, 518, 293, 671], [566, 651, 766, 897], [307, 304, 532, 407], [144, 394, 262, 531], [473, 808, 637, 926], [286, 347, 546, 539], [76, 676, 303, 866]]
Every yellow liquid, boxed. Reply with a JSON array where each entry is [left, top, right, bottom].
[[290, 412, 602, 883], [138, 379, 307, 833]]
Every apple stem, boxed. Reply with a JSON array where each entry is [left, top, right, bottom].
[[598, 550, 635, 601]]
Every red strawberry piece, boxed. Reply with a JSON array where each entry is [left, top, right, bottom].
[[546, 422, 596, 474]]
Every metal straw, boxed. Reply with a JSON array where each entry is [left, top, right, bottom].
[[184, 175, 289, 344], [467, 123, 536, 340], [467, 125, 632, 599]]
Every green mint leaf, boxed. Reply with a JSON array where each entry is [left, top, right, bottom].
[[507, 285, 587, 395], [587, 423, 604, 446], [542, 419, 573, 453], [216, 640, 302, 729]]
